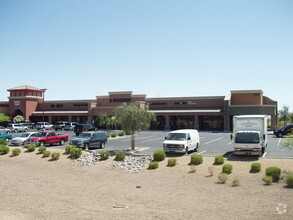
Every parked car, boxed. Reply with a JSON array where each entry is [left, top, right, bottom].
[[0, 126, 11, 133], [53, 121, 68, 131], [74, 124, 96, 136], [64, 122, 79, 131], [0, 131, 12, 141], [26, 131, 69, 146], [7, 123, 29, 133], [70, 131, 107, 150], [274, 124, 293, 137], [20, 120, 35, 129], [36, 122, 53, 130], [11, 132, 38, 146], [163, 129, 200, 154]]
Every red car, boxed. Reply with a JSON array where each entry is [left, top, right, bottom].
[[26, 131, 69, 146]]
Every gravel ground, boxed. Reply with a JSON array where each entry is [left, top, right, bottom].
[[0, 147, 293, 220]]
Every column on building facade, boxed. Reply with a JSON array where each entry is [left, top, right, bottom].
[[165, 115, 170, 130], [48, 115, 52, 123], [193, 115, 199, 130]]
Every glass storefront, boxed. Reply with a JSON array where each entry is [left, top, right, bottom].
[[199, 115, 224, 131]]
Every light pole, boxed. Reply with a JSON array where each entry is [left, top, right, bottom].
[[41, 88, 47, 127]]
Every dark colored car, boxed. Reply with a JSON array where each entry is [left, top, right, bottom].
[[74, 124, 96, 136], [70, 131, 107, 150], [274, 124, 293, 137], [20, 120, 35, 129]]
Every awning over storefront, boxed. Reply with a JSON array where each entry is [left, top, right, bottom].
[[149, 109, 221, 113], [32, 111, 88, 115]]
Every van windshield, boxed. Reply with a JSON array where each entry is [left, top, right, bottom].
[[235, 133, 260, 144], [166, 133, 186, 141]]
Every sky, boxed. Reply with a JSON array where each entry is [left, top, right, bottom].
[[0, 0, 292, 111]]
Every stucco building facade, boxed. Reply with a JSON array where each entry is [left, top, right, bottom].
[[0, 85, 278, 131]]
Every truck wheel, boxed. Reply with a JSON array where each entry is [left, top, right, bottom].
[[84, 143, 89, 150], [39, 141, 45, 147], [14, 129, 18, 133], [100, 142, 105, 149], [278, 133, 283, 138], [60, 139, 65, 146], [195, 143, 199, 152], [185, 147, 189, 155]]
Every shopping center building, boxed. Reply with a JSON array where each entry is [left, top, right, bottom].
[[0, 85, 278, 131]]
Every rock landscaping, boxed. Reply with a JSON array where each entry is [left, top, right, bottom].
[[75, 151, 101, 166], [113, 155, 153, 173]]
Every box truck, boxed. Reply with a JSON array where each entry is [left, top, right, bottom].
[[231, 115, 268, 156]]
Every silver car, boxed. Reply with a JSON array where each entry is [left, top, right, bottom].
[[0, 126, 11, 133], [7, 123, 29, 133], [11, 132, 38, 146], [36, 122, 53, 130]]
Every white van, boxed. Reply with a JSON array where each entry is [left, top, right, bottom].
[[163, 129, 200, 154]]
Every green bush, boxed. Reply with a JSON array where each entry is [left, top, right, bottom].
[[65, 145, 76, 154], [99, 151, 111, 160], [232, 177, 240, 187], [12, 148, 21, 156], [118, 131, 125, 136], [115, 151, 126, 161], [51, 152, 61, 160], [125, 130, 132, 135], [266, 167, 281, 182], [214, 156, 224, 165], [70, 147, 82, 159], [43, 150, 51, 158], [167, 159, 177, 167], [0, 145, 10, 155], [222, 164, 233, 174], [218, 173, 228, 184], [111, 132, 117, 138], [0, 139, 8, 145], [27, 144, 36, 152], [286, 172, 293, 188], [250, 163, 261, 173], [190, 155, 203, 165], [38, 146, 46, 154], [153, 150, 166, 162], [148, 161, 159, 169], [263, 176, 273, 185]]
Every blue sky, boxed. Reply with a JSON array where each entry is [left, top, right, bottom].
[[0, 0, 292, 110]]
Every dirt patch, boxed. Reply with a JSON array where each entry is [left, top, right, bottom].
[[0, 148, 292, 219]]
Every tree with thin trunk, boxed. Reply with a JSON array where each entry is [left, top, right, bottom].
[[13, 115, 24, 123], [0, 113, 10, 123], [113, 102, 156, 150], [278, 105, 290, 126]]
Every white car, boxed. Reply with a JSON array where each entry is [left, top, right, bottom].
[[0, 126, 11, 133], [11, 132, 38, 146], [8, 123, 29, 133], [36, 122, 53, 130]]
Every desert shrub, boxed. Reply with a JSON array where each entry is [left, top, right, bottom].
[[153, 150, 166, 162], [263, 176, 273, 185], [190, 155, 203, 165], [250, 163, 261, 173], [148, 161, 159, 169], [0, 139, 8, 145], [125, 130, 132, 135], [65, 145, 76, 154], [118, 131, 125, 136], [51, 152, 60, 160], [111, 132, 117, 138], [0, 145, 10, 155], [232, 177, 240, 187], [214, 156, 224, 165], [286, 172, 293, 188], [99, 151, 111, 160], [12, 148, 21, 156], [27, 144, 36, 152], [208, 166, 215, 176], [222, 164, 233, 174], [218, 173, 228, 184], [266, 167, 281, 182], [43, 150, 51, 158], [70, 147, 82, 159], [167, 158, 177, 167], [38, 146, 46, 154], [115, 151, 126, 161]]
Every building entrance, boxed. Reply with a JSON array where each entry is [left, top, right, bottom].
[[170, 115, 194, 130], [199, 115, 224, 131]]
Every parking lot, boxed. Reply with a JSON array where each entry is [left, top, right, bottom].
[[7, 129, 293, 159]]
